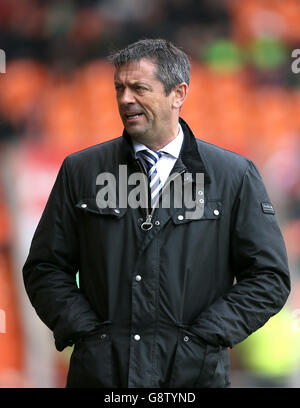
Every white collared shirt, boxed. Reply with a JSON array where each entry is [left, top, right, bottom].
[[132, 123, 184, 186]]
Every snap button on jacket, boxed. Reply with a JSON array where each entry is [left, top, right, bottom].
[[23, 118, 291, 388]]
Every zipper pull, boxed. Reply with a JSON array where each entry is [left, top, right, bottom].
[[141, 214, 153, 231]]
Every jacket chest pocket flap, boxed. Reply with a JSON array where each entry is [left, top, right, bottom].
[[172, 199, 223, 225], [76, 198, 127, 218]]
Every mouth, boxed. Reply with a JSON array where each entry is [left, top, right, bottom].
[[124, 112, 144, 122]]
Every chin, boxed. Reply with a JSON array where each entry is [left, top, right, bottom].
[[126, 127, 147, 141]]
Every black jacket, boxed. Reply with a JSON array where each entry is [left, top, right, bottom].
[[23, 118, 290, 388]]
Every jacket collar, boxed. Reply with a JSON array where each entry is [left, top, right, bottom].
[[121, 117, 211, 185]]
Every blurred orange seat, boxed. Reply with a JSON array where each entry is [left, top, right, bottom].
[[0, 60, 48, 124]]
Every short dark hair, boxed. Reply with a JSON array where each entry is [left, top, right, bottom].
[[109, 38, 190, 95]]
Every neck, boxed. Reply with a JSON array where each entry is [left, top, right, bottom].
[[133, 121, 179, 151]]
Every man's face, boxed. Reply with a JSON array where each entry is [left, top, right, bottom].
[[114, 58, 175, 144]]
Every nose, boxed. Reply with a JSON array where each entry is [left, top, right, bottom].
[[118, 87, 135, 105]]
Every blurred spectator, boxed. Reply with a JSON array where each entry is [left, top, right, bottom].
[[232, 307, 300, 387]]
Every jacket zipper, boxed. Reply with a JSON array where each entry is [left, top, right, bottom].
[[136, 159, 185, 230]]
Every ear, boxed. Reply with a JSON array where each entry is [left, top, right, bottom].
[[172, 82, 188, 110]]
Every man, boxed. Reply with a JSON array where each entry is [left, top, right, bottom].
[[23, 39, 290, 388]]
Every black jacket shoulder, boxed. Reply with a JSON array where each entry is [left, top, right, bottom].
[[196, 138, 251, 176], [195, 137, 254, 198], [66, 137, 123, 164]]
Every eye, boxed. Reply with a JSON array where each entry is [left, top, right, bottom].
[[134, 85, 147, 92], [115, 88, 124, 97], [134, 84, 147, 91], [114, 84, 123, 93]]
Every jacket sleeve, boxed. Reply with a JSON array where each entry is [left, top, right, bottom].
[[23, 157, 102, 351], [191, 160, 291, 349]]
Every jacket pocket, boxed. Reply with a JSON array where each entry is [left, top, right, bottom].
[[66, 327, 113, 388], [171, 199, 223, 224], [76, 198, 127, 218], [169, 328, 221, 388]]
